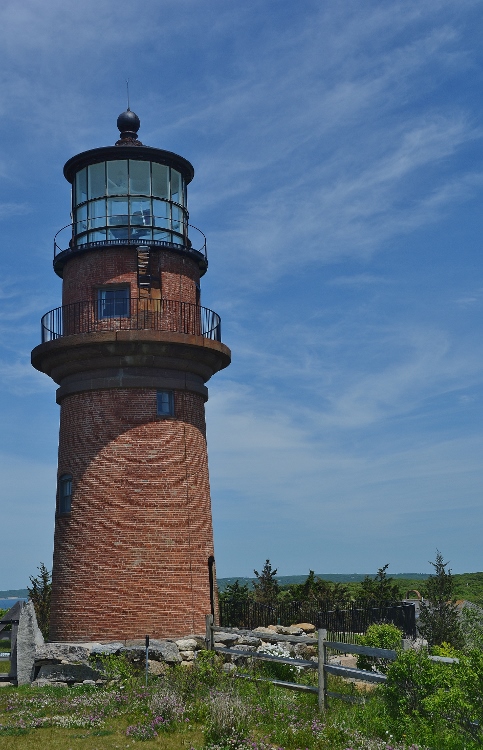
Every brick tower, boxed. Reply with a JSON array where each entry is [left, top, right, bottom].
[[31, 110, 230, 642]]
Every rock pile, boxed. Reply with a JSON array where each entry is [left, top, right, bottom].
[[28, 623, 320, 686], [31, 638, 203, 686]]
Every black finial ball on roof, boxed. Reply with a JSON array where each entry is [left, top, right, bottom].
[[117, 109, 140, 137]]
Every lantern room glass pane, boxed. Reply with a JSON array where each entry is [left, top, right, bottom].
[[89, 199, 106, 229], [152, 199, 169, 229], [171, 170, 181, 203], [107, 197, 128, 222], [152, 163, 169, 199], [88, 162, 105, 200], [89, 229, 107, 242], [153, 229, 171, 242], [172, 205, 182, 233], [130, 198, 152, 226], [129, 160, 150, 195], [75, 204, 87, 235], [107, 160, 128, 195], [107, 198, 128, 239], [75, 168, 87, 205]]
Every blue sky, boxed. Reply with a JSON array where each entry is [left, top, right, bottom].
[[1, 0, 483, 588]]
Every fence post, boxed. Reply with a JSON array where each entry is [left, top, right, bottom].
[[205, 614, 214, 652], [317, 628, 327, 712]]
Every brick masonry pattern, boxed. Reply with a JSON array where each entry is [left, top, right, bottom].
[[51, 387, 215, 641], [62, 247, 200, 307]]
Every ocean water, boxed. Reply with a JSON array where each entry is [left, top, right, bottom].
[[0, 598, 28, 610]]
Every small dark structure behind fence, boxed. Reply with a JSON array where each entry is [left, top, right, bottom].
[[219, 600, 416, 639]]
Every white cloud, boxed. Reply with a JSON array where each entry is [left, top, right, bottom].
[[207, 381, 483, 573]]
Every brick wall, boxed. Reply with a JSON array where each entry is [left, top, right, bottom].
[[62, 247, 200, 307], [50, 387, 215, 641]]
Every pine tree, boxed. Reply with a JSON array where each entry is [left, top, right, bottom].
[[253, 560, 280, 605], [358, 564, 400, 603], [418, 551, 463, 648], [219, 579, 251, 603], [27, 563, 52, 639], [288, 570, 344, 604]]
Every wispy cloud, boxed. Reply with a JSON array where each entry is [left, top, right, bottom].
[[328, 274, 390, 287], [207, 381, 483, 573], [0, 203, 29, 220]]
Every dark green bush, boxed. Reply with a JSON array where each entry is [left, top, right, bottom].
[[382, 647, 483, 746]]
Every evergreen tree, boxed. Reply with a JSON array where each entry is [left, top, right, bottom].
[[288, 570, 349, 605], [331, 581, 350, 607], [27, 563, 52, 639], [418, 551, 463, 648], [358, 564, 400, 603], [253, 560, 280, 605], [219, 579, 251, 603]]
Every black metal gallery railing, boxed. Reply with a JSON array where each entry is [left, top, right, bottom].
[[41, 298, 222, 343], [219, 600, 417, 639], [53, 220, 207, 261]]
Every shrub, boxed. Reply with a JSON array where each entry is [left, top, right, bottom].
[[382, 646, 483, 745], [92, 653, 136, 684], [27, 563, 51, 639], [193, 649, 226, 686], [356, 623, 402, 673]]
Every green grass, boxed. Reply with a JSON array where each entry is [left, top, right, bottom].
[[0, 722, 202, 749], [0, 651, 479, 750]]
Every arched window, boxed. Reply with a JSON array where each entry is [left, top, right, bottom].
[[58, 474, 73, 515]]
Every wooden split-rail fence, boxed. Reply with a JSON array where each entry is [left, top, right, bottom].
[[205, 615, 458, 712]]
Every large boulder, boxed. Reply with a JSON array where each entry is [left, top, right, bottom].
[[16, 602, 44, 685], [277, 626, 304, 636], [121, 640, 181, 664], [293, 623, 316, 633], [213, 632, 239, 647], [35, 643, 91, 665], [175, 638, 198, 651], [90, 642, 124, 656], [237, 635, 261, 647], [36, 663, 102, 683]]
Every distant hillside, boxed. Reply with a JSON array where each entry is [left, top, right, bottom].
[[217, 573, 429, 592], [0, 589, 28, 598]]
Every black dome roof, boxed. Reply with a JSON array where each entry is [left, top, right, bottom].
[[116, 109, 140, 136]]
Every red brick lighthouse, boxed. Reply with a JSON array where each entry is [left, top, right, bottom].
[[31, 110, 231, 642]]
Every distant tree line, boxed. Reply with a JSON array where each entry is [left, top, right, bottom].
[[220, 553, 466, 648], [220, 560, 401, 608]]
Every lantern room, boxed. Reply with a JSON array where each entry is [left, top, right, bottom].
[[55, 110, 207, 278]]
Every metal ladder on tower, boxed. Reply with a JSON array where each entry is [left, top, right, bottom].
[[137, 245, 151, 291]]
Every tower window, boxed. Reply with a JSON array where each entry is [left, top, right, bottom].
[[97, 287, 130, 318], [58, 474, 72, 515], [157, 390, 174, 417]]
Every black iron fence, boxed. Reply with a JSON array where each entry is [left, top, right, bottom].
[[219, 600, 416, 639], [40, 298, 222, 343]]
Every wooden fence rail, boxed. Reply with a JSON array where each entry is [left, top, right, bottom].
[[205, 615, 458, 712]]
